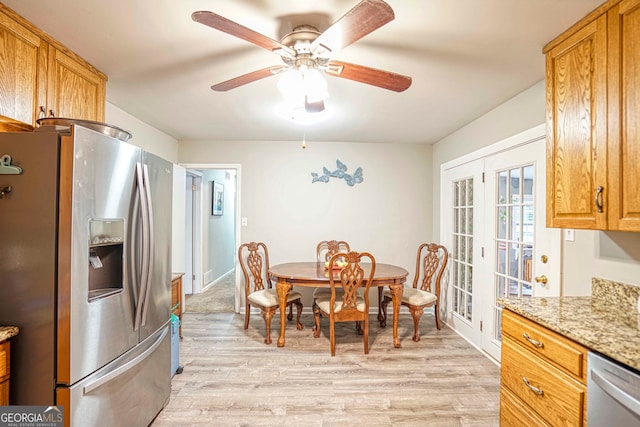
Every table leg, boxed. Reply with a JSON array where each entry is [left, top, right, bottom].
[[377, 287, 384, 324], [276, 280, 292, 347], [388, 283, 403, 348]]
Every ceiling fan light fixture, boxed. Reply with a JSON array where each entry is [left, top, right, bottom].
[[302, 68, 328, 103], [277, 104, 334, 126], [278, 67, 328, 104], [277, 69, 304, 100], [275, 98, 333, 125]]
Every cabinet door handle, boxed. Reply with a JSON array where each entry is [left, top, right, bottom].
[[522, 332, 544, 348], [595, 185, 604, 213], [522, 377, 544, 396]]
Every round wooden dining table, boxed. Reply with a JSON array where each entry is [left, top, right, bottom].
[[269, 261, 409, 348]]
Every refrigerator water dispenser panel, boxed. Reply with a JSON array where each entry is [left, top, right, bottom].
[[88, 219, 125, 302]]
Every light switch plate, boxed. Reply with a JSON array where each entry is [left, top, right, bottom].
[[564, 229, 575, 242], [241, 217, 248, 226]]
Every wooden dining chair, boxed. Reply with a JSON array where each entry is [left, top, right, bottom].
[[381, 243, 448, 342], [238, 241, 303, 344], [313, 240, 351, 300], [312, 251, 376, 356]]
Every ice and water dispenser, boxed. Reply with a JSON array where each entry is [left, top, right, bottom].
[[88, 219, 124, 302]]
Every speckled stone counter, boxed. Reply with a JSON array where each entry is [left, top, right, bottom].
[[498, 277, 640, 372], [0, 326, 19, 342]]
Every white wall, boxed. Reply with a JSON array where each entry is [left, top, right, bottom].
[[432, 80, 640, 295], [179, 139, 433, 305], [200, 169, 236, 284], [172, 164, 186, 275], [106, 102, 178, 163]]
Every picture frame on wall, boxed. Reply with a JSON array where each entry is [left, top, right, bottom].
[[212, 181, 223, 216]]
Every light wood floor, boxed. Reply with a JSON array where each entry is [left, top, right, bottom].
[[151, 312, 500, 426]]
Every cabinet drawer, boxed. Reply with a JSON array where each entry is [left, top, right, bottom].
[[502, 310, 587, 382], [500, 385, 550, 427], [0, 379, 8, 406], [501, 338, 586, 426], [0, 341, 8, 381]]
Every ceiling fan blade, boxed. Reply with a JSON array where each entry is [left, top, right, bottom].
[[192, 11, 296, 58], [311, 0, 394, 57], [325, 60, 412, 92], [211, 66, 285, 92]]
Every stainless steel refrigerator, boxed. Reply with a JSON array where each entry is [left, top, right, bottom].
[[0, 121, 173, 427]]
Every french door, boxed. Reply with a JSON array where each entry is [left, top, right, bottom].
[[441, 126, 561, 362], [442, 160, 484, 345]]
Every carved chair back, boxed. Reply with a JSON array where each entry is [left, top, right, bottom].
[[238, 241, 271, 297], [413, 243, 449, 298], [328, 251, 375, 320], [316, 240, 351, 263]]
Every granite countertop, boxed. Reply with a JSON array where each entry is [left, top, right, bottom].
[[0, 326, 19, 342], [498, 278, 640, 372]]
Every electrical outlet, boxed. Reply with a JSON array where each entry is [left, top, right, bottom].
[[241, 217, 248, 226], [564, 228, 575, 242]]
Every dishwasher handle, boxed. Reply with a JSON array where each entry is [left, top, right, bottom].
[[591, 368, 640, 417]]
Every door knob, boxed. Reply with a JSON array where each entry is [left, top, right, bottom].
[[535, 275, 548, 285]]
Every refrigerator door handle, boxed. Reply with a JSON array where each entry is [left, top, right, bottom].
[[82, 326, 168, 394], [134, 162, 151, 332], [130, 182, 141, 308], [141, 163, 155, 327]]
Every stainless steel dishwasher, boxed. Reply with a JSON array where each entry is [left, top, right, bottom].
[[588, 352, 640, 426]]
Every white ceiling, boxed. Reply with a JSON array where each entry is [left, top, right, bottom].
[[3, 0, 603, 144]]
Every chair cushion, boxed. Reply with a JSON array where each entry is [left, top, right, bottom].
[[383, 288, 437, 306], [315, 296, 366, 313], [312, 287, 344, 299], [248, 288, 302, 308]]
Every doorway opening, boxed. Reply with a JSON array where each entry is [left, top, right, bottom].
[[181, 163, 242, 313]]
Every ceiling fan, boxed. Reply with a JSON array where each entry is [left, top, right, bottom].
[[192, 0, 412, 113]]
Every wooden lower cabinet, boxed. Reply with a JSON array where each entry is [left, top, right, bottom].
[[171, 274, 183, 338], [500, 310, 587, 426], [0, 340, 10, 405], [500, 385, 550, 427]]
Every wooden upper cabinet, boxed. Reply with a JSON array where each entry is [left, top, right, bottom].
[[0, 3, 106, 129], [607, 0, 640, 231], [47, 47, 106, 122], [544, 0, 640, 232], [0, 8, 46, 131], [545, 16, 608, 229]]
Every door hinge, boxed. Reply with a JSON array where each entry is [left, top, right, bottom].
[[482, 172, 485, 183], [192, 184, 197, 191], [481, 247, 484, 258], [480, 320, 483, 332], [192, 274, 196, 281]]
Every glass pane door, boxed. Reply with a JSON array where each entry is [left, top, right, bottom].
[[452, 178, 474, 321], [493, 165, 534, 342], [442, 158, 484, 347], [482, 137, 560, 361]]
